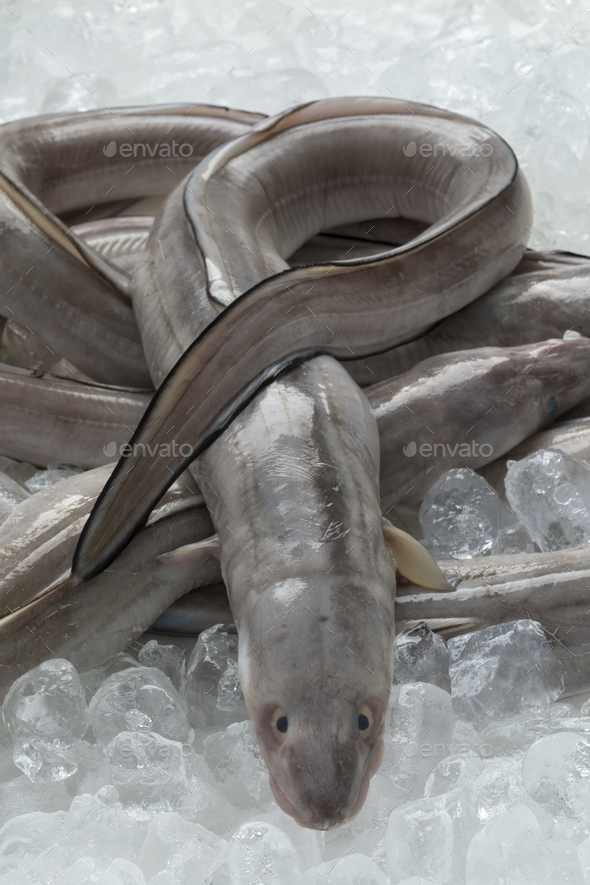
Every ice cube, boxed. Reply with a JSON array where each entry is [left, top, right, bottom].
[[253, 807, 323, 871], [303, 853, 390, 884], [81, 731, 187, 816], [89, 667, 189, 746], [136, 812, 226, 883], [0, 809, 67, 877], [209, 821, 301, 885], [450, 620, 564, 724], [62, 740, 106, 797], [184, 624, 248, 728], [147, 873, 180, 885], [138, 641, 186, 693], [11, 736, 78, 783], [447, 718, 483, 758], [479, 703, 590, 757], [394, 625, 451, 692], [177, 750, 245, 837], [321, 773, 396, 870], [419, 468, 509, 559], [385, 794, 454, 883], [505, 448, 590, 551], [58, 792, 149, 866], [217, 658, 244, 714], [0, 716, 18, 784], [0, 775, 69, 828], [2, 658, 89, 782], [446, 633, 472, 664], [203, 720, 273, 810], [80, 652, 142, 704], [380, 683, 455, 804], [465, 804, 578, 884], [0, 471, 29, 525], [489, 521, 535, 555], [24, 463, 83, 493], [385, 874, 435, 885], [0, 319, 88, 381], [424, 754, 483, 798], [469, 757, 528, 826], [522, 731, 590, 823], [60, 856, 147, 885]]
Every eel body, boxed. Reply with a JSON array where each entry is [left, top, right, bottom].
[[73, 96, 533, 581], [0, 104, 263, 386]]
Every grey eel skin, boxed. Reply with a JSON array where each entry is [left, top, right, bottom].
[[0, 362, 151, 468], [0, 471, 217, 697], [1, 331, 585, 491], [4, 341, 590, 710], [72, 96, 532, 581], [0, 103, 263, 387], [346, 250, 590, 385], [2, 336, 588, 622]]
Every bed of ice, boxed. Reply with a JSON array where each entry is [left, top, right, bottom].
[[1, 0, 590, 256], [2, 617, 588, 885]]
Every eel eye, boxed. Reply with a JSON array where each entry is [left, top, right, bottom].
[[358, 703, 374, 737], [270, 707, 288, 743], [358, 698, 384, 742]]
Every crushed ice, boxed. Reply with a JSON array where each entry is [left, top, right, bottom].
[[2, 619, 590, 884]]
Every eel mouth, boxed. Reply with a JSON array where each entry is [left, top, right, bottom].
[[268, 738, 385, 831]]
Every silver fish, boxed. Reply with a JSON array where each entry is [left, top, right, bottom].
[[5, 333, 590, 486], [161, 354, 446, 829], [0, 104, 263, 387], [73, 96, 532, 579], [0, 466, 219, 696], [3, 334, 588, 607], [0, 362, 151, 468], [347, 250, 590, 385], [370, 337, 590, 508]]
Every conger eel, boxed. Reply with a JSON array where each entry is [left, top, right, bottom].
[[72, 96, 532, 581]]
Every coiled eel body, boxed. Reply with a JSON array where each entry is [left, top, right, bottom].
[[72, 96, 532, 580], [56, 97, 536, 830], [0, 104, 263, 386]]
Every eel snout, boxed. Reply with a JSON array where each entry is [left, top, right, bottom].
[[258, 698, 386, 830]]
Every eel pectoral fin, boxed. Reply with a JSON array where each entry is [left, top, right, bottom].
[[154, 534, 221, 584], [381, 518, 453, 591]]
